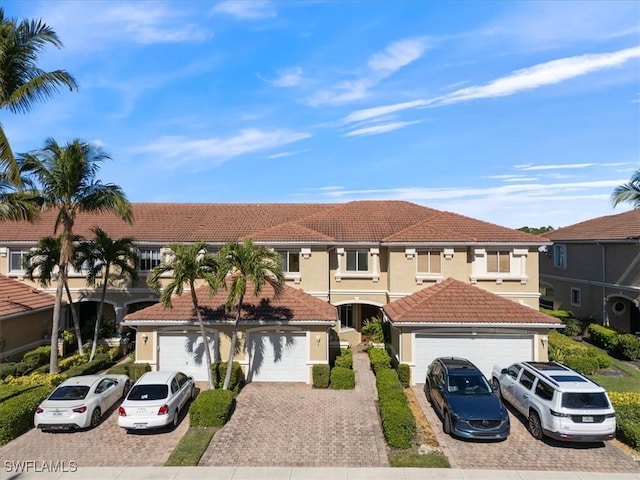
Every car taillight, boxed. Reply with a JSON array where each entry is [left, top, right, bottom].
[[158, 405, 169, 415], [72, 406, 87, 413], [550, 409, 570, 417], [118, 406, 127, 416], [35, 407, 43, 414], [605, 412, 616, 418]]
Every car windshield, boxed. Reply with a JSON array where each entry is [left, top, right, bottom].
[[447, 374, 492, 395], [127, 384, 168, 401], [49, 386, 90, 401], [561, 392, 610, 409]]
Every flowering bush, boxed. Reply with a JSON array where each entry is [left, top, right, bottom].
[[1, 372, 65, 387], [609, 392, 640, 450]]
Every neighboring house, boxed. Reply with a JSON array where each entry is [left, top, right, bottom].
[[0, 274, 57, 361], [0, 200, 557, 383], [124, 280, 337, 383], [540, 210, 640, 334], [384, 278, 562, 384]]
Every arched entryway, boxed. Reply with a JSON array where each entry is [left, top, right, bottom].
[[336, 302, 383, 345], [606, 295, 640, 334]]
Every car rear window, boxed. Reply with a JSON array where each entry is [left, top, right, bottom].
[[561, 392, 610, 409], [49, 386, 90, 400], [447, 374, 492, 395], [127, 384, 168, 401]]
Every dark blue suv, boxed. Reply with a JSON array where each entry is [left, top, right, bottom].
[[425, 357, 509, 440]]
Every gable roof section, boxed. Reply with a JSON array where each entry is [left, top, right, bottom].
[[383, 278, 561, 325], [0, 274, 57, 318], [0, 200, 544, 245], [546, 210, 640, 241], [123, 280, 337, 324]]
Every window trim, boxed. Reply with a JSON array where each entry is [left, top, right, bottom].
[[339, 304, 355, 330], [345, 249, 368, 272], [571, 288, 581, 307], [8, 248, 29, 274], [138, 247, 162, 272], [553, 244, 567, 269]]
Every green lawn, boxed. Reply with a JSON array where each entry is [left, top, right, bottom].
[[582, 343, 640, 393], [389, 451, 450, 468], [165, 427, 216, 466]]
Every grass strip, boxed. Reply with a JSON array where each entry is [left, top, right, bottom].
[[165, 427, 216, 466], [389, 451, 450, 468]]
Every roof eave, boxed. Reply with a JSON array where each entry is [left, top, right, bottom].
[[382, 241, 551, 247], [389, 321, 563, 328], [122, 319, 336, 326]]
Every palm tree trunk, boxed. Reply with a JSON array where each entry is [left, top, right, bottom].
[[50, 264, 66, 373], [64, 281, 83, 355], [90, 264, 109, 361], [192, 286, 214, 390], [223, 300, 243, 390]]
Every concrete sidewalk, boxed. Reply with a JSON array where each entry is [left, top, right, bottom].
[[2, 467, 639, 479]]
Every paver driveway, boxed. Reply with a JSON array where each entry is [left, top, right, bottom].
[[0, 399, 189, 467], [200, 353, 389, 467], [413, 385, 640, 473]]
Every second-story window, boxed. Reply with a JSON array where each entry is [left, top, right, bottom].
[[553, 244, 567, 269], [278, 250, 300, 273], [417, 250, 442, 274], [487, 250, 510, 273], [139, 248, 162, 272], [346, 249, 368, 272], [9, 249, 29, 273]]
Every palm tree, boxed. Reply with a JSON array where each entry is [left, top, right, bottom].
[[23, 235, 84, 355], [147, 242, 221, 390], [612, 169, 640, 209], [19, 138, 132, 373], [218, 238, 284, 390], [0, 170, 40, 221], [76, 227, 138, 361], [0, 8, 78, 184]]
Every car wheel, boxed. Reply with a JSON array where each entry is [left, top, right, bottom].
[[528, 411, 544, 440], [443, 411, 451, 435], [172, 410, 179, 430], [123, 380, 131, 398], [492, 378, 502, 399], [90, 408, 101, 428], [425, 384, 432, 403]]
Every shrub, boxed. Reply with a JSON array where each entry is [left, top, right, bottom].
[[0, 385, 51, 445], [330, 367, 355, 389], [106, 363, 151, 383], [212, 362, 245, 393], [588, 324, 620, 352], [564, 355, 599, 375], [312, 364, 330, 388], [548, 331, 588, 363], [2, 372, 65, 387], [189, 389, 235, 427], [397, 364, 410, 387], [362, 317, 385, 343], [369, 347, 391, 374], [59, 353, 88, 372], [617, 419, 640, 450], [0, 363, 19, 380], [541, 309, 584, 337], [609, 392, 640, 450], [335, 348, 353, 369], [614, 334, 640, 361], [374, 367, 415, 449], [21, 346, 51, 371], [584, 348, 612, 369], [107, 346, 121, 362], [63, 353, 114, 378], [0, 384, 41, 403]]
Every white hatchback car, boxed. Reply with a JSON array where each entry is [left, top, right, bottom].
[[34, 374, 130, 431], [118, 371, 195, 431]]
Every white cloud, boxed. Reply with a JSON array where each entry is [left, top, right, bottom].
[[343, 46, 640, 123], [307, 80, 372, 106], [367, 38, 429, 77], [270, 67, 304, 88], [515, 163, 597, 171], [344, 120, 422, 137], [135, 129, 311, 166], [268, 148, 310, 159], [211, 0, 276, 20]]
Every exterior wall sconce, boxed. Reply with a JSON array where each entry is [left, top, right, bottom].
[[315, 335, 321, 346], [142, 333, 149, 345], [541, 336, 548, 348]]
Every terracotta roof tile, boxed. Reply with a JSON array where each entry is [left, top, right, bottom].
[[123, 280, 337, 324], [383, 278, 561, 325], [0, 274, 57, 318], [546, 210, 640, 241], [249, 222, 335, 243]]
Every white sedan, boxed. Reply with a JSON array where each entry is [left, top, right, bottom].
[[118, 371, 195, 432], [34, 374, 130, 431]]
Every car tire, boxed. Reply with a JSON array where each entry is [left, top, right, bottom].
[[90, 408, 101, 428], [528, 411, 544, 440], [443, 411, 451, 435], [425, 384, 432, 403], [492, 378, 502, 399], [172, 410, 179, 430]]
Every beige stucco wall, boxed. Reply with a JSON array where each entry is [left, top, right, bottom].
[[0, 310, 53, 361]]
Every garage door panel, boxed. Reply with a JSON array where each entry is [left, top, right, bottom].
[[248, 332, 308, 382], [414, 334, 533, 382], [159, 333, 217, 381]]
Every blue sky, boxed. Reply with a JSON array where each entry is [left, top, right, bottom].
[[3, 0, 639, 229]]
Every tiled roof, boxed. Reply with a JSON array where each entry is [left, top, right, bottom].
[[546, 210, 640, 241], [0, 200, 544, 245], [123, 280, 337, 324], [0, 274, 57, 318], [383, 278, 561, 325]]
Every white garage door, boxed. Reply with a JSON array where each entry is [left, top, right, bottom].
[[248, 332, 308, 382], [159, 333, 217, 381], [413, 334, 533, 382]]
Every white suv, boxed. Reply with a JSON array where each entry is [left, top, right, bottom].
[[491, 362, 616, 442]]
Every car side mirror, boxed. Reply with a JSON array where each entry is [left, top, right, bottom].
[[436, 383, 444, 392]]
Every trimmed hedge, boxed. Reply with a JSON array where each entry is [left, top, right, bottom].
[[63, 353, 115, 378], [335, 348, 353, 369], [312, 364, 330, 388], [564, 355, 599, 375], [59, 353, 88, 372], [0, 363, 19, 380], [0, 384, 41, 404], [615, 334, 640, 361], [21, 346, 51, 371], [107, 363, 151, 383], [189, 389, 235, 427], [397, 364, 410, 387], [588, 324, 620, 352], [374, 364, 416, 449], [609, 392, 640, 450], [0, 385, 51, 445], [369, 347, 392, 374], [330, 367, 355, 390], [211, 362, 245, 393]]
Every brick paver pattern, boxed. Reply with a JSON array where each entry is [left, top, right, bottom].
[[0, 403, 189, 467], [412, 385, 640, 473], [199, 352, 389, 467]]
